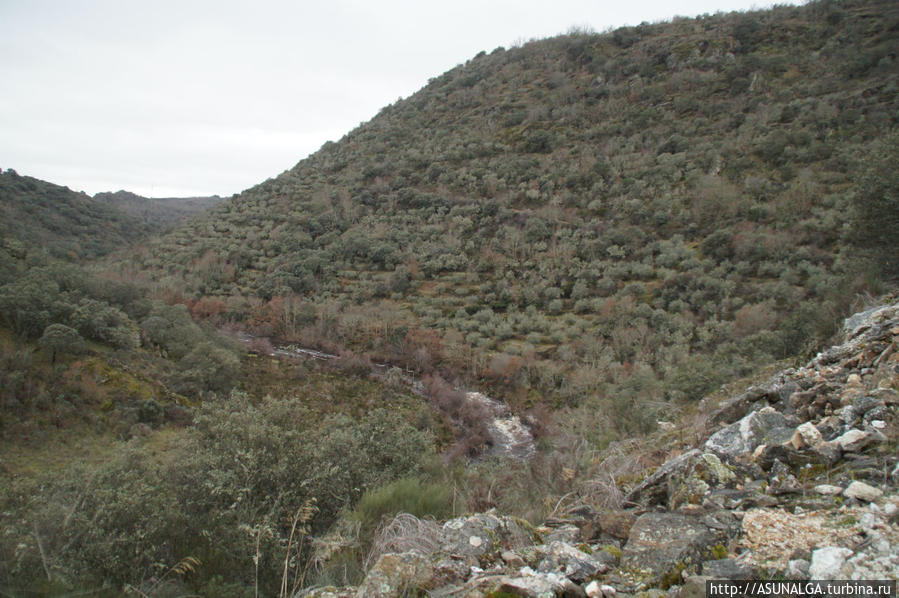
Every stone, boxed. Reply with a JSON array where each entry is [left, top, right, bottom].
[[705, 407, 795, 457], [544, 523, 581, 544], [585, 581, 617, 598], [625, 450, 739, 510], [502, 550, 526, 568], [813, 484, 843, 496], [537, 541, 611, 582], [791, 422, 823, 449], [809, 546, 853, 580], [844, 481, 883, 502], [708, 386, 768, 427], [442, 513, 536, 558], [673, 575, 711, 598], [356, 552, 433, 598], [785, 559, 810, 580], [594, 511, 638, 541], [621, 512, 736, 581], [701, 558, 754, 579], [835, 429, 878, 452]]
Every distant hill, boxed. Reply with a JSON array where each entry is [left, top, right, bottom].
[[93, 189, 223, 231], [0, 170, 222, 283], [125, 0, 898, 416], [0, 169, 145, 278]]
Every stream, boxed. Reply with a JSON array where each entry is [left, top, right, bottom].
[[233, 332, 535, 460]]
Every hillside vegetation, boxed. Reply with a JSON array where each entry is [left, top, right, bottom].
[[121, 0, 897, 435]]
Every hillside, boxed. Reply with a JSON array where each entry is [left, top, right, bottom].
[[0, 170, 148, 276], [93, 190, 224, 231], [0, 170, 222, 283], [119, 0, 898, 434]]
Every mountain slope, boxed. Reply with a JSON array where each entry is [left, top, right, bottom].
[[93, 189, 224, 231], [120, 0, 898, 430]]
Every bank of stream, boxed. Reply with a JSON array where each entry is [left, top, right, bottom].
[[233, 332, 535, 460]]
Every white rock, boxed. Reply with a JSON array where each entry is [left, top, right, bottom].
[[468, 535, 483, 547], [810, 546, 853, 580], [795, 422, 824, 448], [585, 580, 617, 598], [871, 420, 886, 429], [844, 481, 883, 502]]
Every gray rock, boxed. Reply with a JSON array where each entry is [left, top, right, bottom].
[[708, 386, 768, 427], [442, 512, 536, 558], [537, 541, 611, 582], [705, 407, 795, 457], [625, 451, 739, 509], [809, 546, 853, 580], [621, 512, 737, 581], [701, 559, 754, 579], [785, 559, 810, 580], [544, 523, 581, 545]]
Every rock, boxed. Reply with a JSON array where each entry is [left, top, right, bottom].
[[356, 552, 433, 598], [708, 386, 768, 427], [594, 511, 638, 541], [701, 559, 754, 579], [482, 570, 580, 597], [502, 550, 526, 568], [705, 407, 796, 458], [442, 513, 536, 558], [835, 429, 881, 452], [844, 481, 883, 502], [791, 422, 823, 449], [537, 541, 611, 582], [625, 451, 739, 510], [785, 559, 810, 580], [621, 512, 737, 583], [809, 546, 853, 580], [544, 524, 581, 545], [814, 484, 844, 496], [585, 581, 617, 598], [673, 575, 711, 598]]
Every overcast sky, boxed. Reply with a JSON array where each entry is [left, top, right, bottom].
[[1, 0, 799, 198]]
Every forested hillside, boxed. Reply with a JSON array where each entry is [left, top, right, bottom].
[[94, 190, 223, 231], [121, 0, 898, 435]]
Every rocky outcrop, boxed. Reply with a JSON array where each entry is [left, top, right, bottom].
[[298, 299, 899, 597]]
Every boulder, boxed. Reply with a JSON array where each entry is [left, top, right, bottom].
[[621, 511, 737, 583], [537, 541, 612, 582], [844, 481, 883, 502], [625, 451, 738, 509], [442, 512, 537, 558], [705, 407, 796, 458], [834, 429, 883, 453], [809, 546, 853, 580]]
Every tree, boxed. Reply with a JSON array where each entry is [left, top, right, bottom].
[[38, 323, 84, 363]]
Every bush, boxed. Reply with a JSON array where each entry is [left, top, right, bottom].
[[350, 477, 453, 539]]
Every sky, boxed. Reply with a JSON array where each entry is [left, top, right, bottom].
[[1, 0, 800, 198]]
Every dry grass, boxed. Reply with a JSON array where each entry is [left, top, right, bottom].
[[365, 513, 445, 569]]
